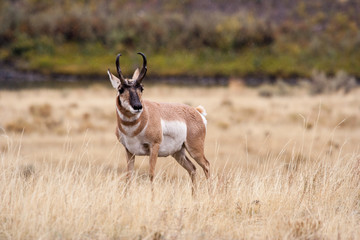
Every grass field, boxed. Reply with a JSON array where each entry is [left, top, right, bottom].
[[0, 83, 359, 239]]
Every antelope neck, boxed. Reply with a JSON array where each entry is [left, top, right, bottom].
[[116, 97, 148, 136]]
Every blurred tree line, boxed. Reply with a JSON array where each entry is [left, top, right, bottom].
[[0, 0, 359, 77]]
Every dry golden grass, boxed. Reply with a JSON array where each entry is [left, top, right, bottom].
[[0, 84, 359, 239]]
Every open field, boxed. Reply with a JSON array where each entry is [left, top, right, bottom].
[[0, 84, 359, 239]]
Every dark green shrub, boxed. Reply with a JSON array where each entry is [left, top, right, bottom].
[[11, 34, 35, 56]]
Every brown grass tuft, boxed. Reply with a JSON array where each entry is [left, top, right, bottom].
[[5, 118, 33, 133], [29, 103, 52, 118], [19, 164, 36, 179], [288, 218, 322, 239]]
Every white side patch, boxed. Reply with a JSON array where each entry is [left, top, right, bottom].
[[159, 120, 187, 157]]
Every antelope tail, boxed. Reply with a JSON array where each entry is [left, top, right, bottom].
[[195, 105, 207, 117]]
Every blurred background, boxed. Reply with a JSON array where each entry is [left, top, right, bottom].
[[0, 0, 360, 86]]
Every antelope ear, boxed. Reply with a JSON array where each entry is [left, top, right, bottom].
[[132, 68, 140, 80], [107, 69, 121, 89]]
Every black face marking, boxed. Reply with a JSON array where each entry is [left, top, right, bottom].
[[129, 88, 142, 111], [118, 82, 144, 111]]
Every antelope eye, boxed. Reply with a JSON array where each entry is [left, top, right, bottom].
[[136, 84, 143, 92], [119, 88, 124, 94]]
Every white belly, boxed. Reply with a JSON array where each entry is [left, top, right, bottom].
[[158, 120, 187, 157], [118, 120, 187, 157]]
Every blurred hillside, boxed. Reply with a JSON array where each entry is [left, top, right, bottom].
[[0, 0, 360, 78]]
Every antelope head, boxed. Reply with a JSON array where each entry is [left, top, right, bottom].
[[107, 52, 147, 114]]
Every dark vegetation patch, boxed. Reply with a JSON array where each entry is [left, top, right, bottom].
[[0, 0, 360, 79]]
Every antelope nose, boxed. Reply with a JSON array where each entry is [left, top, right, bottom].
[[133, 104, 142, 111]]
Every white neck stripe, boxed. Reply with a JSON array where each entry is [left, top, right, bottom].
[[121, 121, 141, 135]]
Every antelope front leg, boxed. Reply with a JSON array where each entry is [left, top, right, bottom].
[[126, 148, 135, 183], [149, 143, 160, 182]]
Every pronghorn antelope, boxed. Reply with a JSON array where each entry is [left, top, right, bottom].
[[107, 52, 210, 189]]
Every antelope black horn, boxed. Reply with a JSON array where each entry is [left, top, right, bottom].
[[136, 52, 147, 83], [115, 53, 126, 84]]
